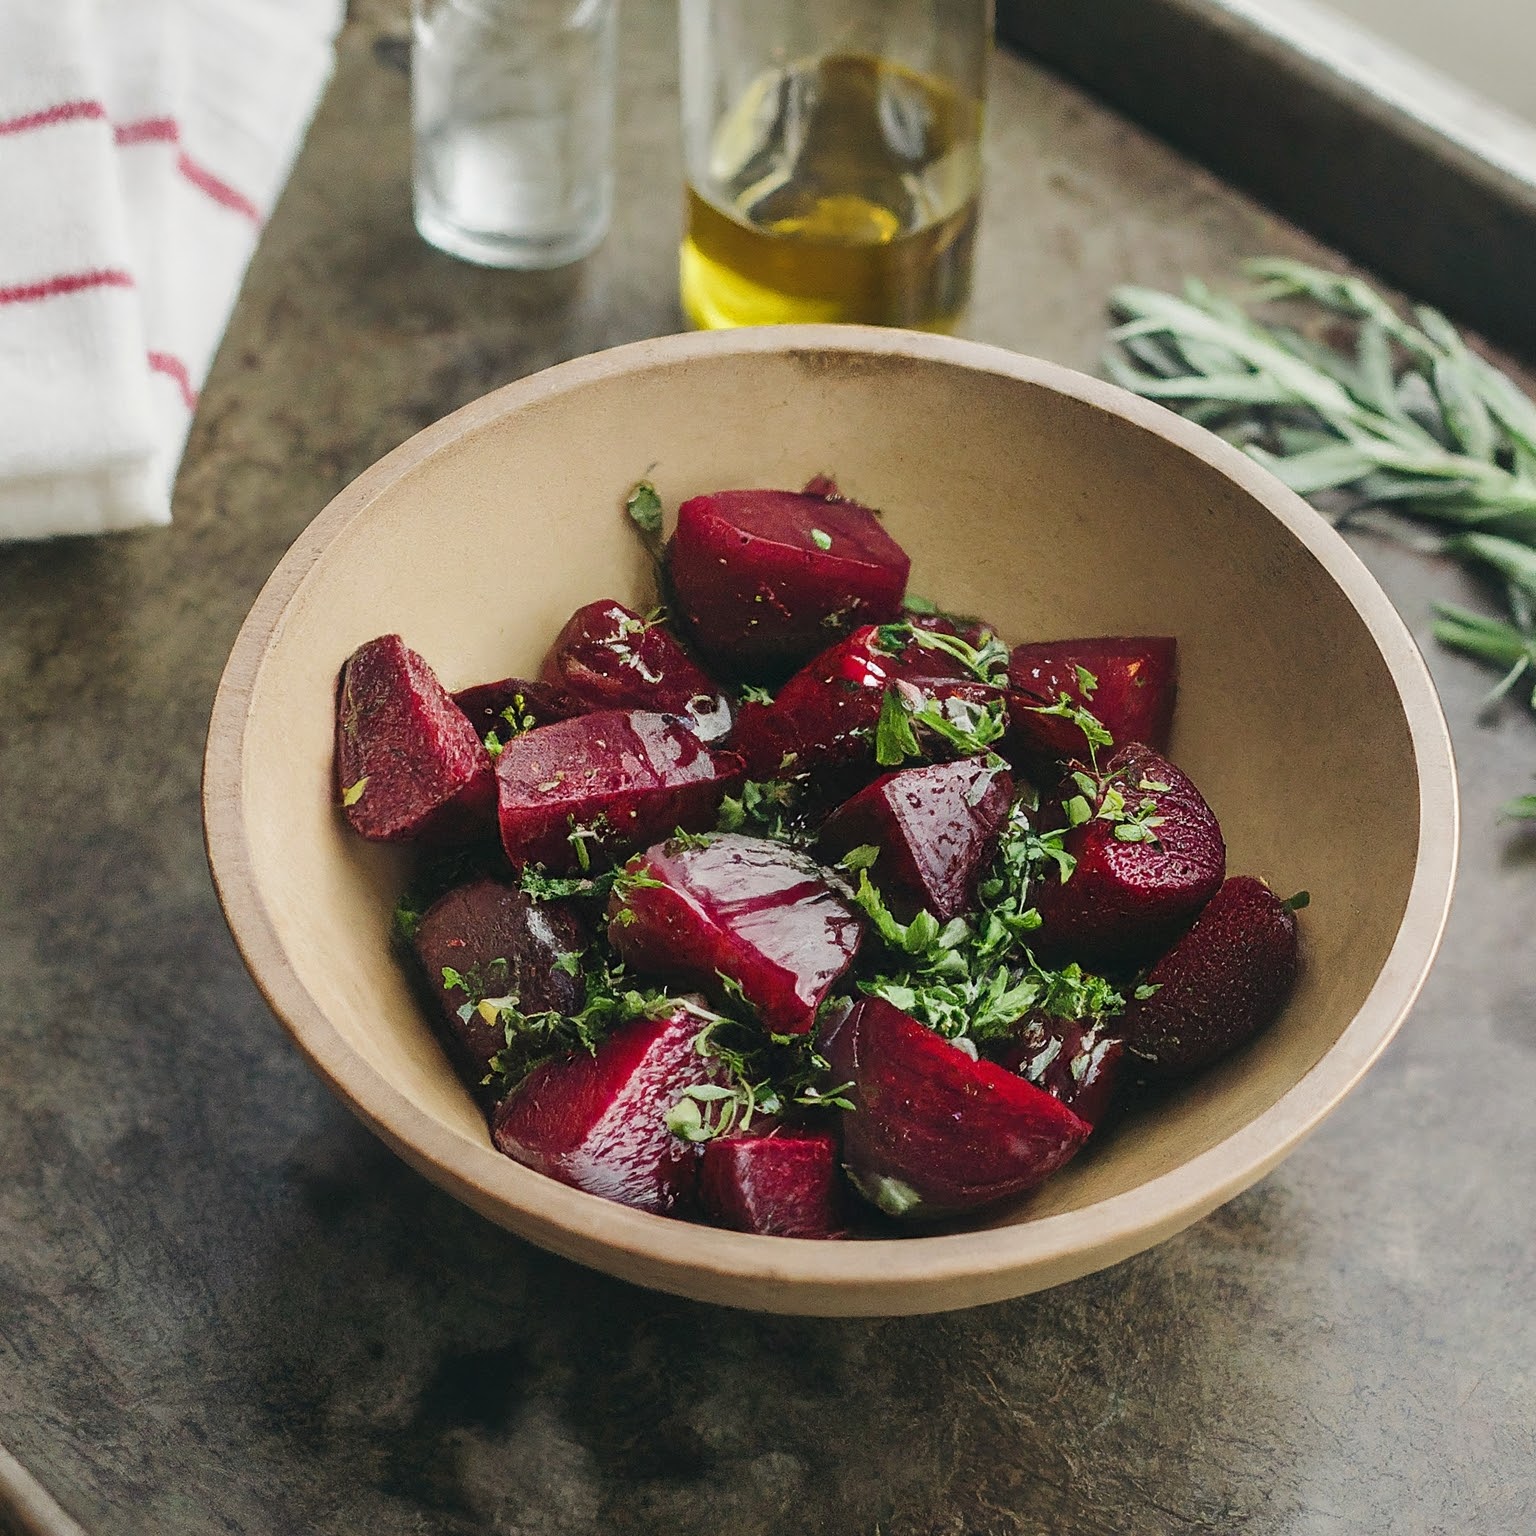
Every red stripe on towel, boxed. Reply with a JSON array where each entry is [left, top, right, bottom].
[[114, 116, 180, 147], [174, 151, 262, 223], [0, 268, 134, 306], [147, 350, 199, 411], [0, 100, 107, 136]]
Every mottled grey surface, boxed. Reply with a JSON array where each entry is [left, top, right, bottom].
[[3, 4, 1535, 1534]]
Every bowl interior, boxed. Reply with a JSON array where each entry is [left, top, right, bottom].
[[222, 334, 1437, 1307]]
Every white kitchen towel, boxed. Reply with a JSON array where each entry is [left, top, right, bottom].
[[0, 0, 343, 542]]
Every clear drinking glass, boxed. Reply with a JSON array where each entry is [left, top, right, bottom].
[[679, 0, 992, 330], [412, 0, 618, 270]]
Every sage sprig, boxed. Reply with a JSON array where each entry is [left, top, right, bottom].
[[1105, 258, 1536, 818]]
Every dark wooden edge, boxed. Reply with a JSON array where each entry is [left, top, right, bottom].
[[0, 1447, 87, 1536], [998, 0, 1536, 360]]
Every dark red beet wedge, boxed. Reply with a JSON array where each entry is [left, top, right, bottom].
[[817, 757, 1013, 920], [607, 833, 863, 1035], [541, 599, 733, 742], [452, 676, 580, 745], [1032, 743, 1225, 970], [410, 878, 586, 1087], [667, 488, 911, 677], [1007, 636, 1177, 764], [1118, 875, 1301, 1077], [731, 625, 1001, 790], [699, 1128, 846, 1238], [496, 710, 743, 873], [825, 996, 1091, 1218], [335, 634, 494, 844], [990, 1015, 1125, 1128], [491, 1004, 718, 1215]]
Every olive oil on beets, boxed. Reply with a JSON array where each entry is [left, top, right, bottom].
[[680, 54, 982, 331]]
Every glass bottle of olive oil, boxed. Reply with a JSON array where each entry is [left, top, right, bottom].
[[679, 3, 991, 331]]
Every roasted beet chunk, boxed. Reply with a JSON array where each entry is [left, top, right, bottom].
[[452, 676, 580, 746], [1007, 636, 1177, 765], [335, 634, 494, 844], [491, 1004, 719, 1215], [496, 710, 743, 873], [818, 757, 1013, 921], [731, 625, 1001, 790], [990, 1015, 1125, 1128], [1119, 876, 1301, 1078], [542, 599, 733, 742], [699, 1128, 846, 1238], [1032, 743, 1225, 970], [825, 996, 1091, 1218], [409, 877, 587, 1087], [606, 833, 863, 1035], [668, 487, 910, 677]]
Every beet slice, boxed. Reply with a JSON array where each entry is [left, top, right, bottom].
[[817, 757, 1013, 921], [990, 1015, 1125, 1128], [731, 625, 1001, 790], [541, 599, 733, 742], [699, 1128, 846, 1238], [667, 488, 910, 677], [491, 1004, 718, 1215], [335, 634, 494, 844], [1118, 875, 1301, 1077], [495, 710, 743, 873], [409, 877, 587, 1088], [1032, 743, 1225, 970], [1007, 636, 1177, 764], [825, 996, 1091, 1218], [452, 676, 580, 745], [606, 833, 863, 1036]]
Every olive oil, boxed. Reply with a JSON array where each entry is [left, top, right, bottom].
[[680, 54, 982, 331]]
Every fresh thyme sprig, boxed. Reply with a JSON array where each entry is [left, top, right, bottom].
[[1105, 258, 1536, 817]]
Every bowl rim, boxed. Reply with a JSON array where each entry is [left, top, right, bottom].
[[203, 324, 1458, 1313]]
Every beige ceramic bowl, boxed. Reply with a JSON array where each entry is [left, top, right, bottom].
[[204, 326, 1457, 1316]]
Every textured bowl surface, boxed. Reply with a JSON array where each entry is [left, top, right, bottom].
[[203, 326, 1457, 1316]]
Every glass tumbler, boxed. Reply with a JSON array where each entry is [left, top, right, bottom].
[[412, 0, 618, 269], [679, 0, 992, 330]]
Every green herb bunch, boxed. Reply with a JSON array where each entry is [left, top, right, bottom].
[[1106, 258, 1536, 817]]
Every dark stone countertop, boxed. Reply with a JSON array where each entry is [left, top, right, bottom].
[[3, 5, 1534, 1533]]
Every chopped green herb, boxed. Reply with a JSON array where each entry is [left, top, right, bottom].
[[716, 776, 807, 842], [1028, 691, 1113, 758], [341, 777, 368, 807], [664, 1012, 855, 1143], [1282, 890, 1312, 911], [875, 687, 922, 766], [905, 624, 1010, 685], [875, 685, 1009, 768], [625, 479, 663, 540], [393, 896, 424, 943], [810, 528, 833, 550], [738, 683, 775, 706], [499, 695, 539, 737], [838, 843, 881, 873], [565, 812, 611, 873]]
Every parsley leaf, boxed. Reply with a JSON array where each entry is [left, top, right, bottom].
[[625, 479, 663, 541]]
